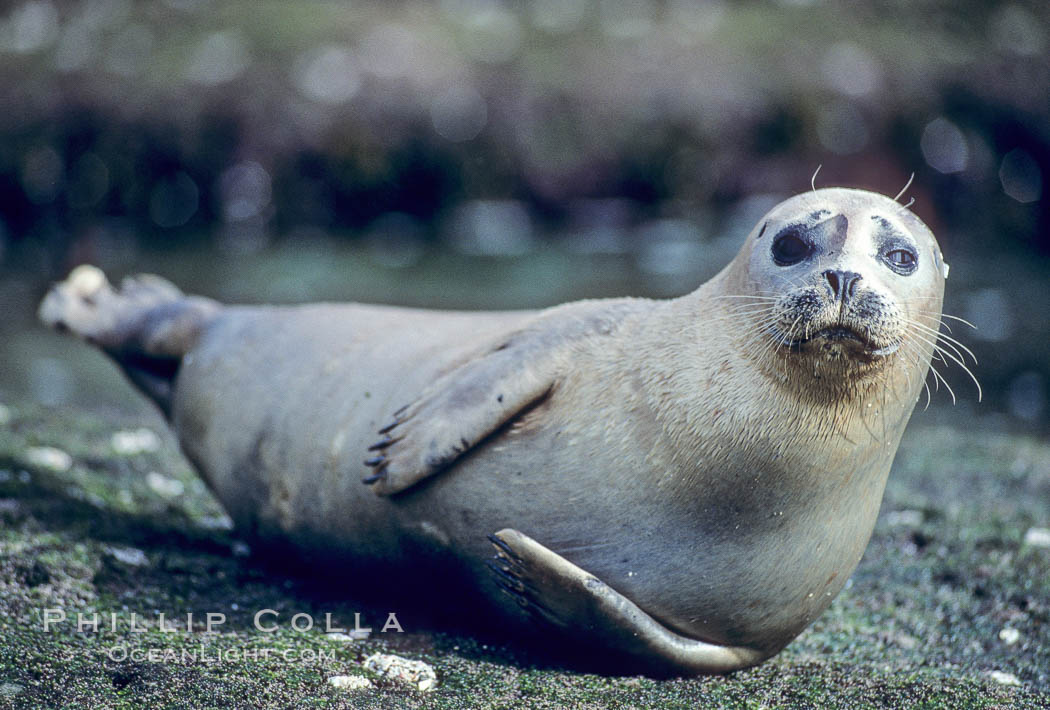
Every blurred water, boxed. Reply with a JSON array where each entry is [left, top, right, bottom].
[[0, 0, 1047, 432], [1, 219, 1046, 430]]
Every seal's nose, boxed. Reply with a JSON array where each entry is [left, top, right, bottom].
[[824, 269, 861, 304]]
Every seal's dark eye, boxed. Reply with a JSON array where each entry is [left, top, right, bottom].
[[771, 231, 812, 266], [884, 247, 918, 274]]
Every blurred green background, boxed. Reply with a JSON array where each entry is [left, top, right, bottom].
[[0, 0, 1047, 429]]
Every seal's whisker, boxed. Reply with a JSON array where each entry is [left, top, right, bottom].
[[723, 304, 778, 316], [939, 313, 978, 330], [903, 326, 982, 402], [902, 320, 973, 367], [896, 337, 933, 410], [928, 362, 957, 405], [894, 335, 941, 410], [893, 173, 915, 203], [910, 310, 977, 337], [776, 313, 806, 355], [811, 164, 822, 192], [902, 312, 974, 363], [720, 302, 778, 311], [903, 318, 979, 366], [921, 378, 933, 410], [910, 312, 953, 334], [713, 294, 780, 301]]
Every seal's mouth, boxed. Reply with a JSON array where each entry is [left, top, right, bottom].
[[787, 326, 900, 357]]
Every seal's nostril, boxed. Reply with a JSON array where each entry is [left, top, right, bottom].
[[823, 269, 861, 303], [846, 273, 861, 299], [825, 271, 840, 298]]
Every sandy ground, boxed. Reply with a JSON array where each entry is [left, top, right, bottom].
[[0, 401, 1047, 709]]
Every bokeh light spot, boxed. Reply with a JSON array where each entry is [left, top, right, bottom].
[[921, 117, 969, 174], [149, 172, 199, 228], [449, 200, 534, 256], [104, 23, 154, 76], [294, 45, 361, 104], [991, 5, 1045, 57], [185, 30, 250, 86], [219, 161, 272, 222], [2, 1, 60, 54], [1007, 371, 1046, 422], [431, 84, 488, 142], [821, 42, 881, 98], [52, 21, 96, 72], [999, 149, 1042, 204], [458, 5, 523, 64], [963, 288, 1014, 342]]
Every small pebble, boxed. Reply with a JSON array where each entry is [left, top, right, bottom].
[[999, 627, 1021, 645], [198, 514, 234, 530], [1023, 527, 1050, 548], [328, 675, 373, 690], [24, 446, 72, 472], [104, 545, 148, 567], [364, 652, 438, 692], [146, 471, 185, 498], [232, 541, 252, 557], [111, 428, 161, 455], [988, 670, 1021, 686], [885, 509, 923, 527], [326, 630, 370, 641]]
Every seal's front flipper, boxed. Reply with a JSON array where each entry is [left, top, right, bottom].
[[487, 528, 767, 676], [363, 300, 641, 496], [39, 265, 219, 416]]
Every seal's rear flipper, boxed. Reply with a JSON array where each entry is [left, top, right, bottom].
[[487, 528, 767, 676], [39, 265, 219, 416]]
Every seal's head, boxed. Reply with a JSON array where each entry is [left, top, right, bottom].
[[725, 187, 947, 395]]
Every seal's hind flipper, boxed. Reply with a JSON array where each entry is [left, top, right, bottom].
[[362, 300, 642, 496], [487, 528, 766, 676], [39, 265, 219, 415]]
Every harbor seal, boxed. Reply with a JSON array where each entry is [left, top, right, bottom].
[[39, 187, 950, 676]]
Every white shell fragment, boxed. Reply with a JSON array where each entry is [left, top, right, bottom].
[[24, 446, 73, 472], [1023, 527, 1050, 547], [104, 545, 148, 566], [111, 428, 161, 455], [146, 471, 185, 498], [364, 652, 438, 692], [988, 670, 1021, 686], [328, 674, 373, 690]]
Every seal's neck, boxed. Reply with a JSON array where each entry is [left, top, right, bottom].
[[640, 284, 924, 486]]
